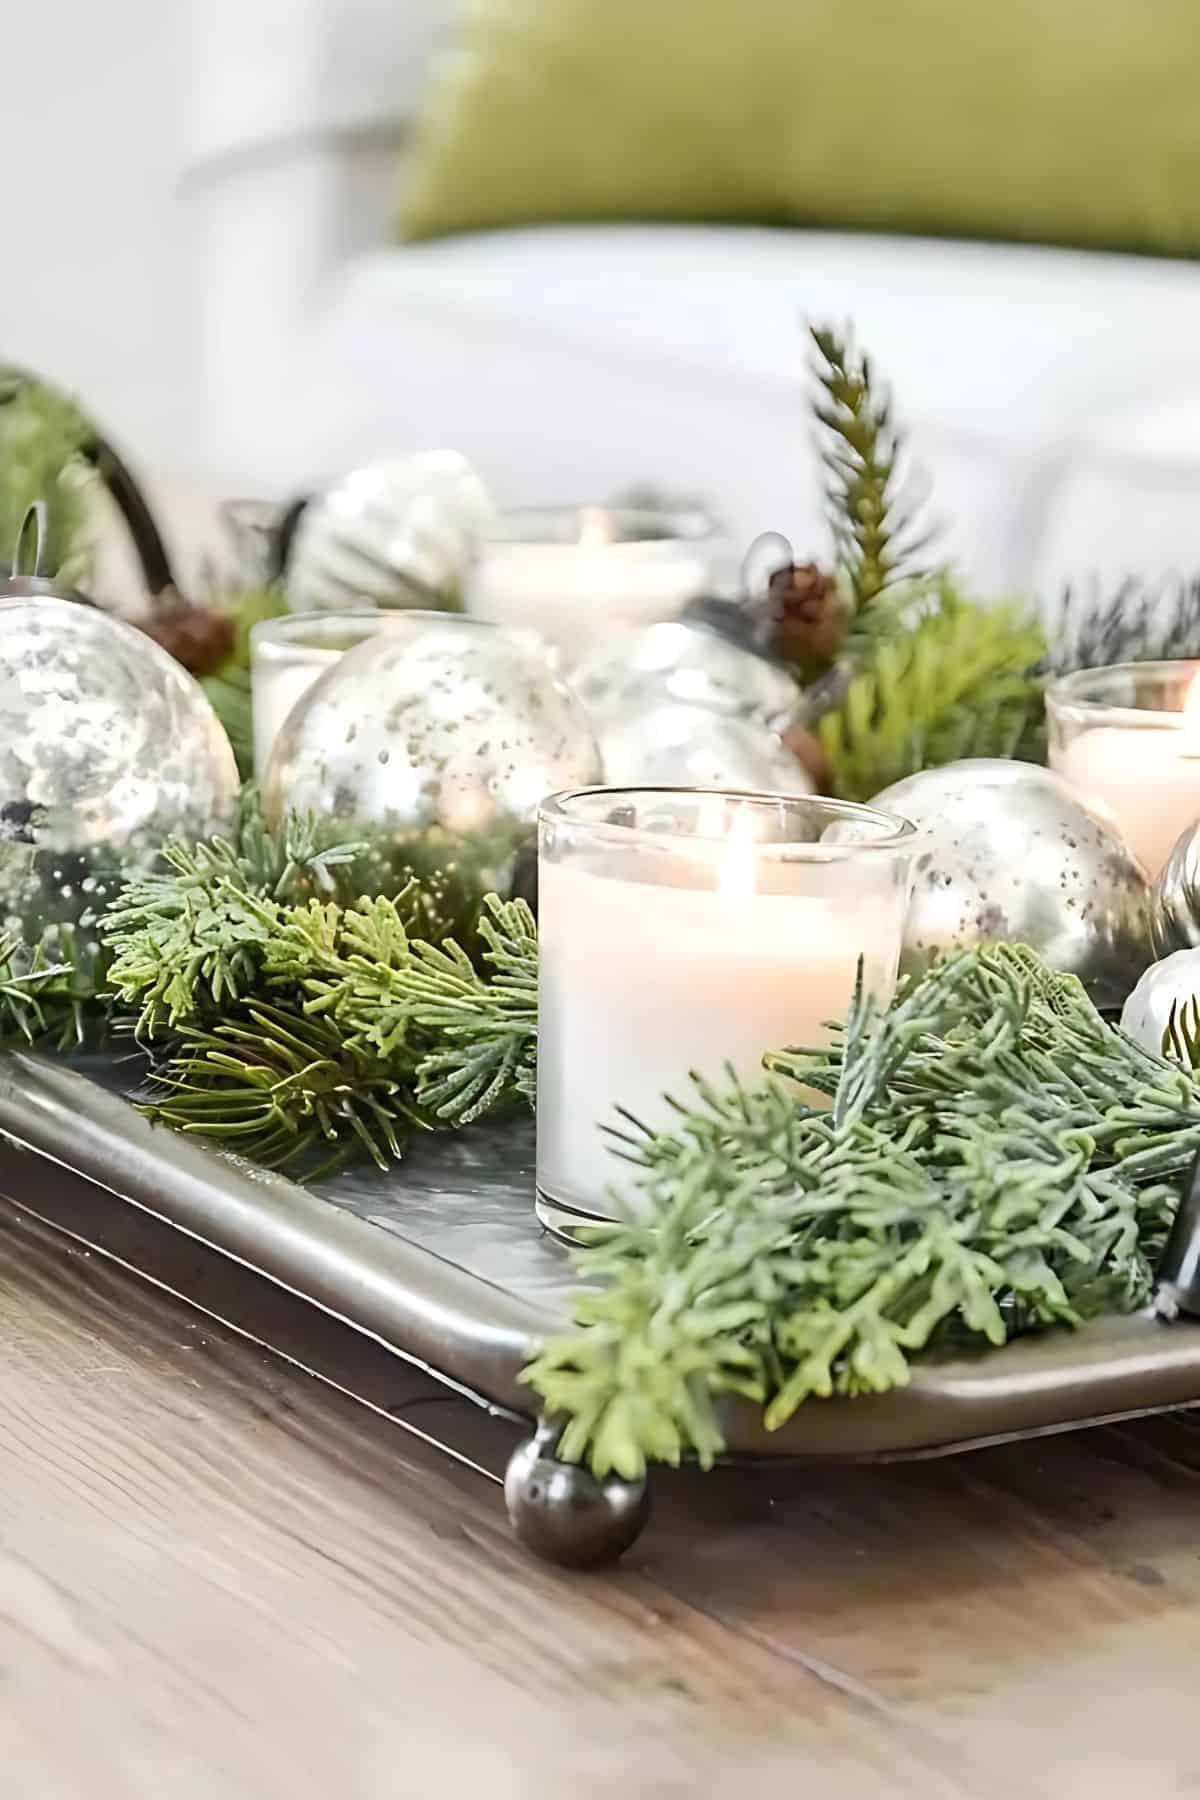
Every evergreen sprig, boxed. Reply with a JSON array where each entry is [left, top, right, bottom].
[[145, 1002, 421, 1176], [0, 927, 98, 1051], [523, 945, 1199, 1480], [817, 580, 1047, 801], [98, 800, 540, 1172], [102, 812, 366, 1036], [811, 324, 931, 610]]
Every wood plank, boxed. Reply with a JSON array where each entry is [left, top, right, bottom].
[[0, 1195, 1198, 1796]]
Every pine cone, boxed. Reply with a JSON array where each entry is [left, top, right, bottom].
[[768, 562, 847, 673], [135, 591, 235, 677]]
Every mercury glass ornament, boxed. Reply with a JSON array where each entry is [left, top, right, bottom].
[[0, 597, 238, 940], [1150, 818, 1200, 957], [596, 701, 814, 793], [287, 451, 495, 614], [261, 614, 600, 921], [568, 620, 798, 731], [1120, 948, 1200, 1062], [870, 759, 1152, 1007]]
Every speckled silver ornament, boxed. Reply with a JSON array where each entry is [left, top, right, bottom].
[[261, 614, 600, 910], [568, 621, 798, 731], [869, 759, 1152, 1008], [0, 596, 238, 939], [1120, 947, 1200, 1061], [596, 700, 814, 793], [1151, 819, 1200, 958], [286, 452, 495, 613]]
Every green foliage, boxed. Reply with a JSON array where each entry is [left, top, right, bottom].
[[810, 324, 930, 611], [199, 585, 287, 778], [1163, 996, 1200, 1069], [402, 894, 538, 1123], [0, 372, 92, 580], [0, 927, 98, 1052], [102, 810, 365, 1038], [524, 944, 1200, 1480], [817, 581, 1047, 801], [1046, 572, 1200, 677], [96, 799, 539, 1171], [145, 1002, 420, 1177]]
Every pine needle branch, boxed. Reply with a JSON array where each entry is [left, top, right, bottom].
[[810, 324, 933, 610], [142, 1002, 424, 1177], [0, 927, 99, 1051]]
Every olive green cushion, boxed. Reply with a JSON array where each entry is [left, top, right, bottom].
[[401, 0, 1200, 256]]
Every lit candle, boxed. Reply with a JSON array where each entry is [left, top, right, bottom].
[[535, 788, 915, 1230], [466, 506, 720, 668], [1048, 661, 1200, 877]]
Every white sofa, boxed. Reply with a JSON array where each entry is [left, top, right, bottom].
[[4, 0, 1200, 604]]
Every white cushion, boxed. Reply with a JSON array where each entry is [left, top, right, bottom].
[[291, 224, 1200, 599]]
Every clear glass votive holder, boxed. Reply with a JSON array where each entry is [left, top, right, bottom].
[[535, 787, 916, 1235], [250, 610, 402, 778], [1046, 661, 1200, 877], [466, 505, 726, 671]]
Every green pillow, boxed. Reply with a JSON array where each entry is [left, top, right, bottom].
[[401, 0, 1200, 256]]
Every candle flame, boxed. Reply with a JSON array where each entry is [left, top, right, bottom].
[[718, 808, 758, 899], [577, 506, 615, 549]]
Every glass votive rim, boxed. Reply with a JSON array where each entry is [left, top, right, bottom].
[[250, 607, 549, 654], [539, 786, 915, 862], [1045, 660, 1200, 730], [481, 505, 720, 549]]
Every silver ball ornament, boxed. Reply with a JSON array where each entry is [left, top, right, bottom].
[[1151, 819, 1200, 957], [870, 759, 1151, 1008], [287, 451, 495, 613], [261, 614, 600, 914], [0, 598, 238, 939], [596, 700, 814, 793], [1120, 947, 1200, 1061], [569, 620, 798, 730], [504, 1423, 649, 1567]]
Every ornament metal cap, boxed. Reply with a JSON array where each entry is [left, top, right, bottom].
[[1154, 1149, 1200, 1321], [1, 502, 92, 604]]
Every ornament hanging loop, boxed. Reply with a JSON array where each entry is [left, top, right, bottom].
[[740, 531, 794, 600], [11, 502, 47, 580]]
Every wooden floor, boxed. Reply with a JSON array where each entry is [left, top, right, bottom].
[[3, 1200, 1200, 1799]]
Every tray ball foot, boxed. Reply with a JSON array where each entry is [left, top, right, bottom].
[[504, 1422, 649, 1568]]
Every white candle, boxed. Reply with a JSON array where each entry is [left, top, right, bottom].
[[1052, 725, 1200, 877], [467, 507, 716, 669], [535, 793, 913, 1225]]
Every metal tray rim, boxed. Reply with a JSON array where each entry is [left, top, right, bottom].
[[3, 1051, 1200, 1461]]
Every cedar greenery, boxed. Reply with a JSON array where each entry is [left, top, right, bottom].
[[524, 945, 1200, 1478]]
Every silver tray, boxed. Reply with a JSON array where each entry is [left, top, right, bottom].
[[2, 1049, 1200, 1564]]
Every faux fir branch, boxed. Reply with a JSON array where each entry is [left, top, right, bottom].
[[810, 324, 932, 610], [0, 928, 96, 1052], [524, 944, 1199, 1480]]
